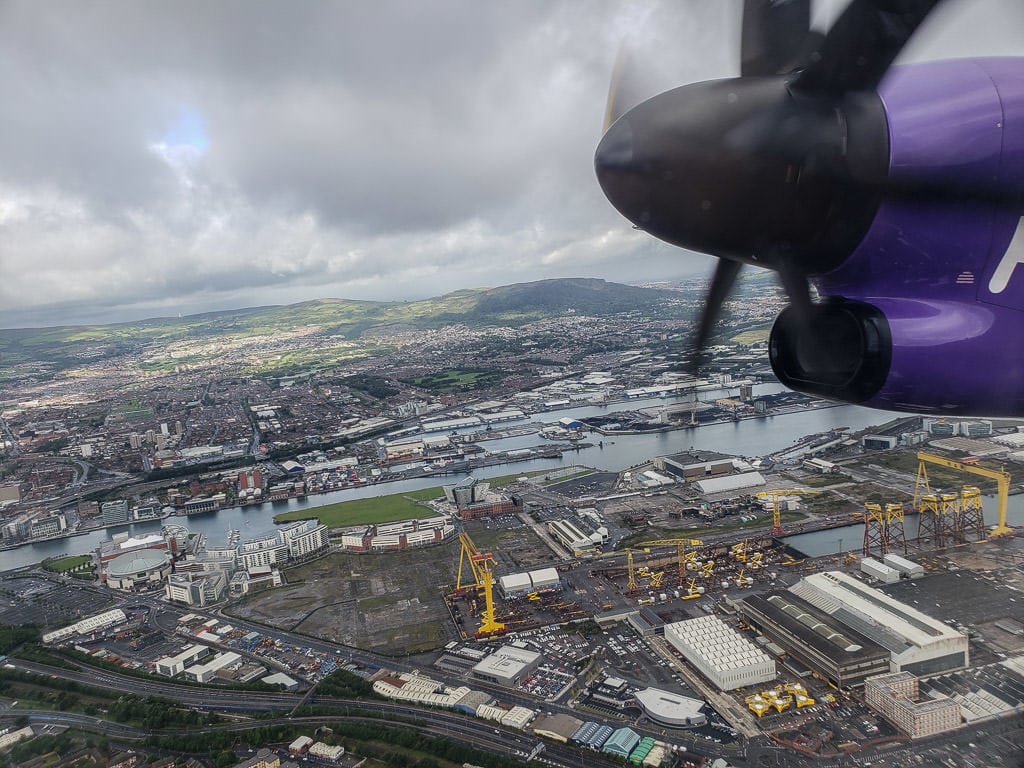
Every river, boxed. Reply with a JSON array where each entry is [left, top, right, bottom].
[[0, 388, 972, 571], [784, 494, 1024, 557]]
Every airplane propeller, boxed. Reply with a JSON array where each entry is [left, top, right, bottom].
[[595, 0, 949, 367]]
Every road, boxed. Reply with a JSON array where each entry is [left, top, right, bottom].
[[7, 658, 619, 768]]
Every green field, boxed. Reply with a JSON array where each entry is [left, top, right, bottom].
[[41, 555, 92, 573], [272, 486, 444, 526], [730, 328, 771, 345], [271, 470, 554, 527]]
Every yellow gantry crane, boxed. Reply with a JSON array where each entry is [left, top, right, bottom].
[[916, 451, 1013, 537], [455, 532, 505, 636], [756, 489, 819, 536], [636, 538, 704, 584]]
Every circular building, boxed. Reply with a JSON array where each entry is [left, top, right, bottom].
[[105, 550, 172, 591], [634, 687, 707, 727]]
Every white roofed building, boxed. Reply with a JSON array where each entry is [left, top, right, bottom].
[[42, 608, 129, 644], [633, 688, 706, 727], [665, 616, 776, 690], [104, 549, 171, 590], [790, 571, 968, 676], [695, 472, 766, 495], [471, 646, 542, 687]]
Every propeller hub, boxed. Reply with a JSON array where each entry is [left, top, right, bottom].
[[595, 77, 885, 275]]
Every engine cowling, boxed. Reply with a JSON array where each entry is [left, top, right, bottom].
[[768, 300, 892, 404]]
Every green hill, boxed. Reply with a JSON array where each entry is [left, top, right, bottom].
[[0, 278, 689, 379]]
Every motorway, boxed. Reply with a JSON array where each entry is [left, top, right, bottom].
[[7, 658, 619, 768]]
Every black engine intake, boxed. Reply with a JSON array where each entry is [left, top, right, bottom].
[[769, 300, 891, 403]]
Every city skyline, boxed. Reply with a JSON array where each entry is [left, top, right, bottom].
[[2, 0, 1022, 329]]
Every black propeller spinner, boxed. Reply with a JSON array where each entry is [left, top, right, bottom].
[[595, 0, 945, 362]]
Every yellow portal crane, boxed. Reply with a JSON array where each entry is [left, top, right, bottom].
[[756, 489, 819, 537], [626, 549, 639, 593], [456, 532, 505, 635], [916, 451, 1013, 536], [636, 538, 704, 584]]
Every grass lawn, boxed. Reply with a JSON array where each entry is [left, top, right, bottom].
[[42, 554, 92, 573], [272, 468, 565, 527], [730, 328, 771, 345], [273, 489, 442, 526]]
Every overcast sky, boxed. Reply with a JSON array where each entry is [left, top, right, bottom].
[[1, 0, 1021, 328]]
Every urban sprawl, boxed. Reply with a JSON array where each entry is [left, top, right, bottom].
[[1, 283, 1022, 768]]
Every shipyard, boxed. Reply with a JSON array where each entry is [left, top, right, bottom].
[[4, 401, 1024, 768]]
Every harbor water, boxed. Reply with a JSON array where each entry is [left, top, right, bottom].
[[3, 391, 1014, 570]]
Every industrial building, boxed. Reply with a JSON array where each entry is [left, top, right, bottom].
[[153, 644, 210, 677], [547, 518, 602, 556], [308, 742, 345, 761], [498, 567, 561, 599], [572, 722, 614, 750], [883, 553, 925, 579], [865, 671, 962, 739], [372, 671, 477, 709], [861, 557, 901, 584], [664, 615, 776, 690], [41, 609, 128, 645], [184, 650, 242, 683], [628, 607, 666, 637], [530, 713, 584, 743], [735, 591, 891, 688], [790, 571, 969, 676], [476, 702, 535, 729], [602, 727, 641, 758], [470, 645, 542, 687], [654, 450, 737, 481], [633, 687, 707, 727], [695, 471, 767, 495]]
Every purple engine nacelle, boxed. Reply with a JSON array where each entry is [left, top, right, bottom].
[[772, 59, 1024, 416]]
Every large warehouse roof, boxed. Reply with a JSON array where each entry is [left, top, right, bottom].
[[791, 571, 962, 650], [472, 646, 540, 681], [739, 592, 888, 661], [695, 472, 766, 495], [665, 615, 776, 690]]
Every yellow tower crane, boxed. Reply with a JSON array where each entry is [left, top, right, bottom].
[[455, 532, 505, 636], [756, 489, 819, 537], [636, 538, 704, 585], [916, 451, 1013, 537]]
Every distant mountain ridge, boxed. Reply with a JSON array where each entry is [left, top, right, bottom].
[[467, 277, 680, 317]]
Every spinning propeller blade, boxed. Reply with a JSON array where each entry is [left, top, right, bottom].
[[596, 0, 953, 359]]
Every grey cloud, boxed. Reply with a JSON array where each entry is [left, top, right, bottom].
[[0, 0, 1019, 328]]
